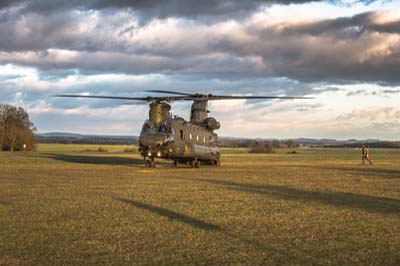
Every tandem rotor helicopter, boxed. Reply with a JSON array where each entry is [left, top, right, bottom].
[[56, 90, 311, 168]]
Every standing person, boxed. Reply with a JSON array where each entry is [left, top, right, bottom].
[[361, 145, 373, 166]]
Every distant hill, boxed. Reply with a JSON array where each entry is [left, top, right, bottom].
[[37, 132, 85, 138], [36, 132, 138, 145], [219, 137, 398, 148], [291, 138, 382, 146], [35, 132, 399, 148]]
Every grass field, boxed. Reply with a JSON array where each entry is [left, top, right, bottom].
[[1, 144, 399, 265]]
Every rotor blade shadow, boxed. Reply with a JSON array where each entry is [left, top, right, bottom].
[[113, 197, 221, 231], [170, 177, 400, 215], [112, 196, 312, 263]]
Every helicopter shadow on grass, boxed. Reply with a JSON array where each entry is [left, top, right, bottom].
[[42, 153, 148, 167], [288, 165, 400, 179], [168, 177, 400, 216], [113, 196, 221, 231], [112, 196, 311, 263]]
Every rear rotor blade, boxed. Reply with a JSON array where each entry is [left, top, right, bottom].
[[146, 90, 314, 100], [207, 95, 314, 100]]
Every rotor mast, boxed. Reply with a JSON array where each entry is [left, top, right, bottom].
[[190, 100, 208, 124], [149, 101, 171, 124]]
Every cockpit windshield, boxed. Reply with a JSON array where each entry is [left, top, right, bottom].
[[140, 122, 172, 135]]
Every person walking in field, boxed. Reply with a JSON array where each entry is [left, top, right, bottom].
[[361, 145, 373, 166]]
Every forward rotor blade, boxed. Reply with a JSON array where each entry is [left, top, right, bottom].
[[54, 94, 313, 102], [54, 94, 150, 101], [53, 94, 193, 102], [145, 90, 192, 96]]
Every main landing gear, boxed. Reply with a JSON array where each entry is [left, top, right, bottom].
[[190, 159, 201, 168], [152, 158, 220, 168], [189, 159, 220, 168], [146, 158, 156, 168]]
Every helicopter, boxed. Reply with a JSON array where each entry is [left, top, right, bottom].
[[55, 90, 311, 168]]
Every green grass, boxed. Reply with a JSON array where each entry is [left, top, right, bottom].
[[0, 144, 399, 265], [36, 143, 137, 153]]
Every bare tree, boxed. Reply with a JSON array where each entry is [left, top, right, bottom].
[[285, 139, 296, 148], [8, 122, 20, 152], [0, 104, 36, 151], [249, 141, 275, 153]]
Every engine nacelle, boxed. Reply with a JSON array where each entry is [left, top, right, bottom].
[[204, 117, 220, 130]]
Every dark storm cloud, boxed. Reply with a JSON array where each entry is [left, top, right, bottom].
[[0, 0, 17, 9], [209, 10, 400, 83], [89, 0, 321, 22], [276, 11, 400, 37], [0, 11, 85, 52], [0, 1, 381, 20], [0, 1, 398, 84]]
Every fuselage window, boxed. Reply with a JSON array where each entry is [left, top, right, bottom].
[[180, 130, 184, 140]]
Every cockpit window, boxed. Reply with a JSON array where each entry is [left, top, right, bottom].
[[158, 124, 166, 132], [141, 123, 172, 134]]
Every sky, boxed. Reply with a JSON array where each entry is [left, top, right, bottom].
[[1, 0, 400, 140]]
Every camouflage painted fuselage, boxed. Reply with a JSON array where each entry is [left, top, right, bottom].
[[138, 117, 220, 163]]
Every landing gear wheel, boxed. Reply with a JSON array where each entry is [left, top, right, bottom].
[[146, 159, 156, 168], [173, 160, 178, 167], [195, 160, 200, 168]]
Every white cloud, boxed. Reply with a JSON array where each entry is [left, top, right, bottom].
[[1, 0, 400, 139]]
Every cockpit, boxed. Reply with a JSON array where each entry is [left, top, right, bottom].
[[140, 122, 172, 135], [140, 121, 175, 147]]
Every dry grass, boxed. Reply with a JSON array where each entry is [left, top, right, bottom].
[[0, 145, 399, 265]]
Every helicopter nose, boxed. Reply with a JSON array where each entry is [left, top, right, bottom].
[[139, 134, 164, 147]]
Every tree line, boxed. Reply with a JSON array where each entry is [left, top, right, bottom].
[[0, 104, 36, 151], [218, 138, 297, 153]]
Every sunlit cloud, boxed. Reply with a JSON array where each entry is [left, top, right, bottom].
[[0, 0, 399, 139]]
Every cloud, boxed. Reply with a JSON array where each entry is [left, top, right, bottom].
[[3, 65, 400, 139], [1, 0, 400, 139], [274, 11, 400, 37], [382, 89, 400, 94], [0, 7, 399, 84], [0, 65, 319, 110], [0, 1, 382, 22], [336, 106, 400, 121]]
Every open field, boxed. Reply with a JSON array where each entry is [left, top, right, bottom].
[[1, 144, 399, 265]]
